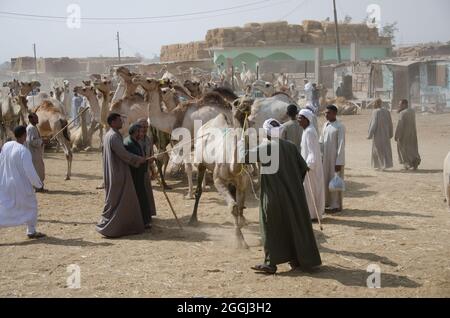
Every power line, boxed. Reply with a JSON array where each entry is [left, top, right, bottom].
[[0, 0, 294, 25], [0, 0, 295, 25], [0, 0, 272, 21]]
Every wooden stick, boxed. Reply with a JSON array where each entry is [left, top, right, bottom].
[[50, 107, 90, 141], [154, 173, 183, 230], [307, 172, 323, 231]]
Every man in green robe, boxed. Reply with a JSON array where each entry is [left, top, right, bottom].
[[242, 118, 322, 274], [124, 124, 154, 229]]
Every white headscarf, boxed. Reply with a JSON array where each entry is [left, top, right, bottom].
[[299, 109, 314, 124], [263, 118, 284, 138]]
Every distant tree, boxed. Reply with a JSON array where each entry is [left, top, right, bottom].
[[343, 15, 352, 24], [381, 21, 399, 41]]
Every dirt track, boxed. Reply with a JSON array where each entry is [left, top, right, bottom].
[[0, 110, 449, 297]]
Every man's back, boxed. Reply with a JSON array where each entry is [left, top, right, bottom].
[[72, 95, 83, 107], [0, 141, 42, 209], [282, 120, 303, 152]]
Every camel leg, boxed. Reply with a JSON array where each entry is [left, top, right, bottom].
[[98, 124, 103, 149], [185, 163, 194, 200], [190, 164, 207, 225], [235, 186, 249, 249], [56, 134, 73, 181]]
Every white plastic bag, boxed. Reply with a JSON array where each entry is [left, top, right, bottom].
[[329, 172, 345, 192]]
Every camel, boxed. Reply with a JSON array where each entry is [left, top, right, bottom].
[[240, 62, 257, 88], [53, 80, 71, 116], [251, 80, 275, 97], [0, 89, 28, 143], [73, 83, 106, 147], [93, 79, 113, 132], [160, 66, 179, 84], [70, 106, 98, 152], [33, 100, 73, 180], [133, 76, 233, 198], [1, 81, 40, 144], [183, 80, 202, 98], [2, 79, 20, 96], [444, 151, 450, 209], [190, 99, 253, 248], [112, 66, 140, 103]]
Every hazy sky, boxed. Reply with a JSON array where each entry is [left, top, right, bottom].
[[1, 0, 449, 63]]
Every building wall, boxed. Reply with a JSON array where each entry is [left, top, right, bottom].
[[213, 45, 390, 71], [419, 61, 450, 107]]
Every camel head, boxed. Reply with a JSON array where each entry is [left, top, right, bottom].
[[252, 80, 274, 97], [116, 66, 134, 81], [19, 81, 41, 96], [93, 80, 112, 97], [132, 76, 170, 93], [11, 95, 29, 118], [232, 97, 254, 128], [73, 85, 96, 98], [89, 74, 102, 82], [54, 86, 64, 101], [183, 80, 201, 98], [63, 80, 70, 91], [82, 80, 92, 87]]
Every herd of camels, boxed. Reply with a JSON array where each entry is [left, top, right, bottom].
[[0, 65, 362, 247]]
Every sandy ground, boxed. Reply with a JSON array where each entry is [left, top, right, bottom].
[[0, 109, 449, 298]]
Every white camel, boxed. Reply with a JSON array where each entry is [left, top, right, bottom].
[[132, 76, 233, 198], [190, 100, 253, 248]]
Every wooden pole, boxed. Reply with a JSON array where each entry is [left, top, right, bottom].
[[333, 0, 342, 63], [154, 171, 183, 230], [307, 172, 324, 231]]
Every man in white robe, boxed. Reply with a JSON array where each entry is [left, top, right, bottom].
[[0, 126, 46, 239], [305, 102, 320, 135], [26, 113, 46, 188], [304, 79, 313, 102], [320, 105, 346, 213], [299, 109, 325, 221]]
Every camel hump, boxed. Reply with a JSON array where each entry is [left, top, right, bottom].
[[199, 92, 231, 109], [212, 87, 238, 101], [34, 100, 62, 113]]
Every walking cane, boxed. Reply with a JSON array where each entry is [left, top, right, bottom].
[[306, 172, 323, 231], [147, 156, 183, 230]]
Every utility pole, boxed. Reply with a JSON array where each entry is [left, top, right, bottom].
[[116, 31, 121, 64], [333, 0, 342, 63], [33, 43, 38, 80]]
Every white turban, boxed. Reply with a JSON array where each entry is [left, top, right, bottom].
[[263, 118, 284, 138], [299, 109, 314, 124]]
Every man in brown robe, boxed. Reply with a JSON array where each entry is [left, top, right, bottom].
[[96, 113, 147, 238], [395, 99, 421, 170]]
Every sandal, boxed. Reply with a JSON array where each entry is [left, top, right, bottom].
[[27, 232, 46, 239], [251, 264, 277, 274]]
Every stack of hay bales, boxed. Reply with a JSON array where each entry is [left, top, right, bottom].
[[205, 21, 305, 48], [161, 41, 209, 62], [321, 22, 381, 45]]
